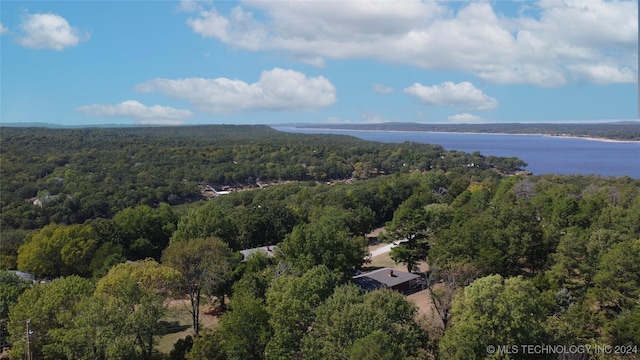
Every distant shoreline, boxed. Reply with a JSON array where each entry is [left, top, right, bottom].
[[283, 127, 640, 144], [544, 135, 640, 143]]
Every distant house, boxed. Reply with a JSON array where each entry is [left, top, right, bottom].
[[353, 267, 422, 294], [10, 270, 36, 282], [239, 245, 277, 262]]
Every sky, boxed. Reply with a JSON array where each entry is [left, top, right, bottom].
[[0, 0, 638, 126]]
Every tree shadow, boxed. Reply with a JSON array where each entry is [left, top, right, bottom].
[[158, 320, 190, 335]]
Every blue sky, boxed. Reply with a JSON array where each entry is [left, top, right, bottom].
[[1, 0, 637, 126]]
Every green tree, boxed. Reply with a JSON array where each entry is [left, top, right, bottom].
[[278, 213, 366, 278], [233, 203, 298, 250], [94, 259, 182, 359], [588, 239, 640, 315], [386, 195, 433, 272], [0, 271, 32, 350], [7, 276, 94, 360], [302, 285, 429, 360], [348, 330, 404, 360], [162, 237, 239, 336], [113, 204, 178, 260], [17, 223, 99, 278], [265, 265, 338, 360], [439, 275, 548, 359], [606, 307, 640, 346], [0, 229, 30, 270], [217, 292, 270, 360], [171, 201, 240, 249], [186, 330, 226, 360]]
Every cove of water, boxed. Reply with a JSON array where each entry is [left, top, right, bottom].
[[273, 127, 640, 179]]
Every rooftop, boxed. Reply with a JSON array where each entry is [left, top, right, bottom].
[[353, 267, 421, 291], [239, 245, 277, 262]]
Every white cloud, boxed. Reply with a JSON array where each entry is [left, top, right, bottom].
[[17, 13, 89, 50], [0, 23, 8, 34], [404, 82, 498, 111], [177, 0, 212, 13], [447, 113, 488, 124], [185, 0, 637, 86], [135, 68, 336, 114], [568, 64, 637, 85], [77, 100, 193, 125], [373, 84, 394, 94]]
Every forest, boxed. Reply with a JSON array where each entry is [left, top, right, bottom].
[[1, 125, 638, 360]]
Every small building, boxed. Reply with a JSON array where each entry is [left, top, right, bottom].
[[9, 270, 36, 282], [353, 267, 422, 294], [239, 245, 277, 262]]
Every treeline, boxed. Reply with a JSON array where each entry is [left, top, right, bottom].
[[0, 125, 524, 232], [1, 125, 638, 359], [296, 121, 640, 141], [2, 169, 639, 359]]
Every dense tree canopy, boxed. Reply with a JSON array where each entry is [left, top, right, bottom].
[[1, 125, 639, 359], [439, 275, 548, 359], [302, 285, 429, 360]]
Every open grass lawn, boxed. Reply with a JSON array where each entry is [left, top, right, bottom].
[[364, 251, 399, 270], [157, 300, 220, 354]]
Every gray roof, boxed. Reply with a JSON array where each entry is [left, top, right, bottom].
[[353, 267, 421, 291], [239, 245, 277, 262], [10, 270, 35, 282]]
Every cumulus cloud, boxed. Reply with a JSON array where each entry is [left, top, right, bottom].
[[77, 100, 193, 125], [373, 84, 394, 94], [185, 0, 637, 86], [134, 68, 336, 113], [567, 64, 637, 85], [447, 113, 488, 124], [17, 12, 89, 50], [0, 23, 8, 34], [404, 82, 498, 111]]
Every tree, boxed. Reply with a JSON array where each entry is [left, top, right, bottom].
[[265, 265, 338, 360], [439, 275, 548, 359], [7, 276, 94, 360], [425, 262, 479, 332], [385, 195, 433, 272], [233, 203, 298, 250], [0, 271, 32, 350], [348, 330, 404, 360], [112, 204, 178, 260], [217, 292, 270, 360], [171, 202, 240, 250], [278, 214, 366, 278], [186, 330, 226, 360], [17, 223, 99, 278], [162, 237, 239, 336], [0, 229, 30, 270], [94, 260, 182, 359], [302, 285, 429, 360], [588, 239, 640, 315]]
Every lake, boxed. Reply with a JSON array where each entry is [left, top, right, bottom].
[[273, 127, 640, 179]]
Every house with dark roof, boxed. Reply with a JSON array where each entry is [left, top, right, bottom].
[[352, 267, 423, 294]]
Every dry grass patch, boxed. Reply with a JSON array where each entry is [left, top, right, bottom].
[[156, 299, 220, 354]]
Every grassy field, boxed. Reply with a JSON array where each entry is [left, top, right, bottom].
[[156, 300, 220, 354]]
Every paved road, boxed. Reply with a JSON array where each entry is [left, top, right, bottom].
[[368, 239, 408, 258]]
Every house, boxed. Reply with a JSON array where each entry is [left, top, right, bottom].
[[239, 245, 277, 262], [9, 270, 36, 282], [352, 267, 423, 294]]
